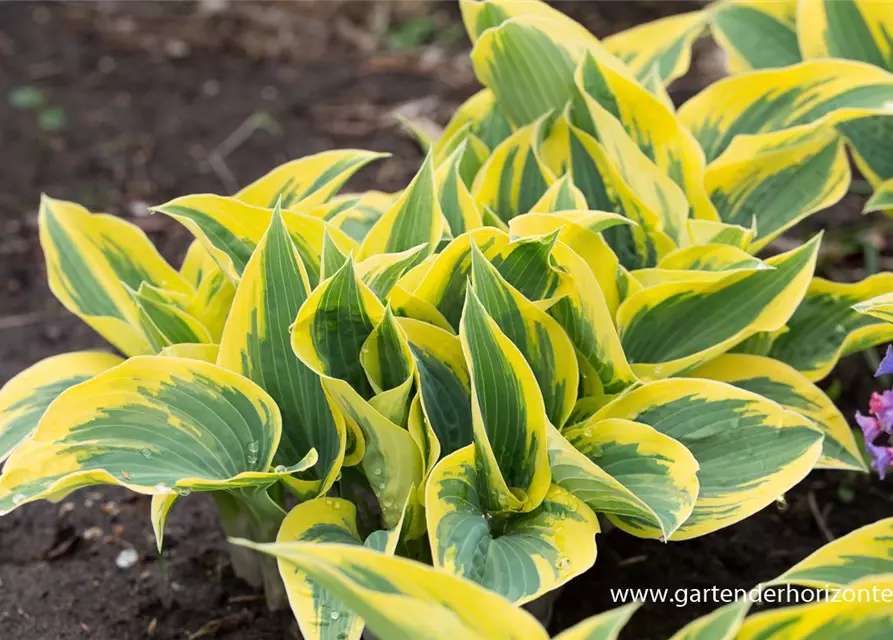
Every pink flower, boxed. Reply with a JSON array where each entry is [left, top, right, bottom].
[[868, 391, 893, 433], [856, 357, 893, 478]]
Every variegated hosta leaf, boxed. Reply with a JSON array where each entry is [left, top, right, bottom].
[[550, 420, 698, 540], [571, 56, 689, 243], [551, 603, 639, 640], [469, 244, 579, 428], [468, 11, 628, 127], [471, 117, 554, 223], [678, 59, 893, 164], [359, 153, 445, 259], [865, 177, 893, 213], [798, 0, 893, 73], [235, 149, 386, 210], [434, 89, 512, 163], [180, 240, 218, 289], [0, 351, 123, 463], [588, 378, 823, 539], [0, 356, 317, 515], [300, 193, 361, 222], [528, 174, 588, 213], [356, 243, 429, 300], [686, 219, 755, 251], [152, 194, 358, 285], [768, 273, 893, 381], [186, 266, 235, 342], [547, 242, 638, 397], [617, 236, 819, 380], [232, 540, 550, 640], [705, 127, 850, 250], [361, 307, 415, 428], [275, 497, 406, 640], [460, 287, 551, 513], [328, 191, 397, 243], [837, 113, 893, 189], [553, 117, 676, 270], [769, 517, 893, 588], [509, 210, 630, 315], [435, 141, 484, 235], [736, 575, 893, 640], [158, 343, 219, 362], [217, 208, 345, 497], [668, 599, 750, 640], [604, 10, 706, 85], [399, 318, 474, 458], [688, 354, 866, 472], [854, 291, 893, 324], [39, 196, 192, 356], [129, 282, 213, 352], [320, 229, 350, 282], [426, 445, 599, 605], [291, 260, 423, 528], [412, 228, 573, 330], [708, 0, 801, 72], [656, 244, 763, 273], [573, 49, 718, 222]]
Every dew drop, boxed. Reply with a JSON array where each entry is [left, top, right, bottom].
[[154, 483, 172, 494], [175, 486, 191, 497], [247, 453, 258, 465], [11, 493, 26, 505], [325, 499, 334, 506], [273, 465, 288, 474], [140, 448, 152, 459], [583, 428, 592, 438], [333, 502, 342, 510], [378, 482, 386, 490], [248, 441, 260, 453], [775, 494, 788, 511], [557, 556, 569, 570], [330, 611, 340, 621], [121, 471, 133, 481], [373, 468, 383, 476]]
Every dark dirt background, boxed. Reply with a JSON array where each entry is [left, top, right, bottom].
[[0, 2, 890, 639]]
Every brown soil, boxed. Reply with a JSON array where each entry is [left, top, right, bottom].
[[0, 3, 890, 639]]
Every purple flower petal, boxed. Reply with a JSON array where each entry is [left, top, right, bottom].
[[856, 411, 883, 443], [867, 444, 893, 480], [870, 391, 893, 433], [875, 345, 893, 377]]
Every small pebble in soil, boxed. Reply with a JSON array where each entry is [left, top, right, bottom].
[[82, 526, 103, 541], [115, 548, 140, 569]]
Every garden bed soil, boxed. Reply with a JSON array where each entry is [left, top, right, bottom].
[[0, 3, 891, 639]]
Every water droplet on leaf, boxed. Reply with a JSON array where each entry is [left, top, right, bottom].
[[140, 448, 152, 459], [154, 483, 172, 494], [248, 441, 260, 453], [330, 611, 340, 621], [274, 465, 288, 474]]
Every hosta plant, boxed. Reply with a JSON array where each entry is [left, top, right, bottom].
[[603, 0, 893, 213], [237, 514, 893, 639], [1, 0, 892, 635]]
